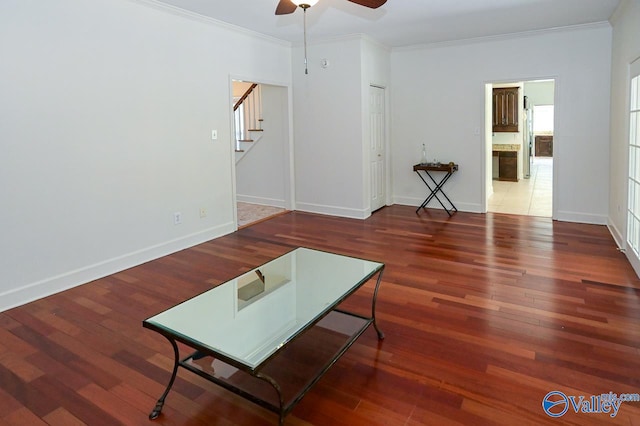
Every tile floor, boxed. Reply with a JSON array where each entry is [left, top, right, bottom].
[[237, 202, 286, 228], [488, 157, 552, 217]]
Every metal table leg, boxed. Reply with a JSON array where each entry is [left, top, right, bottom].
[[415, 170, 457, 216], [149, 337, 180, 420]]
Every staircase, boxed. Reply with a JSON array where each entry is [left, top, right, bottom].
[[234, 82, 264, 163]]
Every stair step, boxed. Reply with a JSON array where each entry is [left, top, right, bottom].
[[238, 139, 254, 142], [248, 129, 263, 132]]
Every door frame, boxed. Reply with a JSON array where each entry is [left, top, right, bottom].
[[482, 76, 559, 218], [228, 74, 294, 229], [368, 84, 389, 213], [624, 57, 640, 275]]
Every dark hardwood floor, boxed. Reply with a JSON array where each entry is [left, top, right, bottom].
[[2, 205, 640, 425]]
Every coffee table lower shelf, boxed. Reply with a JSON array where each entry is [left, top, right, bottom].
[[148, 309, 381, 425]]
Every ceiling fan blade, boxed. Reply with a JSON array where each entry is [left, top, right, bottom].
[[347, 0, 387, 8], [275, 0, 297, 15]]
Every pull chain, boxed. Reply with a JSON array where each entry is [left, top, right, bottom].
[[303, 6, 308, 74]]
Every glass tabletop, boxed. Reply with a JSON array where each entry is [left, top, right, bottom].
[[144, 247, 383, 370]]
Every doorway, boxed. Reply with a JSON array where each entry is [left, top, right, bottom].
[[369, 85, 387, 213], [231, 79, 292, 228], [486, 80, 555, 217]]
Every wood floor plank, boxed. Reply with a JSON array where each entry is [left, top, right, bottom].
[[1, 406, 49, 425], [2, 206, 640, 424], [42, 407, 87, 426], [0, 351, 44, 383], [0, 386, 24, 420]]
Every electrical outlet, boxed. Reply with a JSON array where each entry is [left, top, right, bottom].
[[174, 212, 182, 225], [199, 207, 207, 218]]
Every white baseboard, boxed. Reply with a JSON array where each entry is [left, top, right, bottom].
[[393, 196, 481, 213], [607, 218, 640, 279], [0, 222, 235, 313], [625, 249, 640, 279], [236, 194, 286, 208], [607, 218, 625, 249], [295, 202, 369, 220], [554, 210, 607, 225]]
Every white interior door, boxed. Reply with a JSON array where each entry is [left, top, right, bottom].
[[370, 85, 386, 212]]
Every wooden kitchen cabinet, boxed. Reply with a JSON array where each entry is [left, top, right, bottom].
[[492, 87, 519, 132], [535, 135, 553, 157], [498, 151, 518, 181]]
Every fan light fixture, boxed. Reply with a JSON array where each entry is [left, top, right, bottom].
[[291, 0, 319, 7], [291, 0, 319, 74], [276, 0, 387, 74]]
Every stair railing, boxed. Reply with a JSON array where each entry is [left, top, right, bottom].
[[233, 84, 263, 152]]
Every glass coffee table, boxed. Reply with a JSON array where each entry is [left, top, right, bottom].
[[143, 247, 385, 425]]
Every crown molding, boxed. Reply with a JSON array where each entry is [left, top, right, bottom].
[[291, 33, 391, 53], [393, 21, 612, 52], [360, 34, 393, 53], [291, 33, 363, 47], [128, 0, 292, 47], [609, 0, 631, 25]]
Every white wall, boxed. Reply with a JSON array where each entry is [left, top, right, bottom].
[[609, 0, 640, 251], [391, 24, 612, 223], [292, 35, 390, 219], [292, 36, 366, 218], [236, 84, 290, 207], [525, 80, 556, 106], [0, 0, 291, 311]]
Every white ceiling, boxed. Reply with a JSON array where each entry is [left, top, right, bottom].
[[152, 0, 621, 47]]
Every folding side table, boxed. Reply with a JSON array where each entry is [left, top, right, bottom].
[[413, 162, 458, 216]]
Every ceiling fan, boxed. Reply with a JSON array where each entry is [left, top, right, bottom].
[[275, 0, 388, 74], [275, 0, 387, 15]]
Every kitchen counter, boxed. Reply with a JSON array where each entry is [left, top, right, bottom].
[[492, 144, 521, 152], [492, 146, 519, 182]]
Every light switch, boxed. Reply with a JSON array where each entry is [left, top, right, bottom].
[[211, 130, 218, 140]]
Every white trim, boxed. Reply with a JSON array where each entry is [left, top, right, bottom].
[[295, 202, 370, 220], [608, 219, 625, 249], [393, 198, 481, 214], [129, 0, 291, 47], [626, 250, 640, 278], [610, 0, 631, 25], [554, 210, 607, 225], [482, 77, 558, 218], [624, 58, 640, 277], [632, 56, 640, 78], [0, 223, 235, 313], [367, 85, 389, 214], [394, 21, 612, 52], [236, 195, 286, 208], [294, 33, 367, 48], [229, 76, 294, 228]]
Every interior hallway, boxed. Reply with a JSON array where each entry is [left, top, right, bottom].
[[237, 202, 286, 228], [488, 157, 552, 217]]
